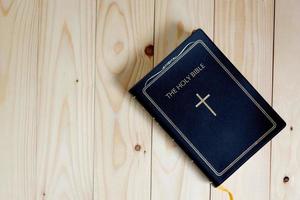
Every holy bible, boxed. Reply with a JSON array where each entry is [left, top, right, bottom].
[[129, 29, 286, 186]]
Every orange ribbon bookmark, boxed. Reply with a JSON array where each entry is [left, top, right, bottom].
[[218, 185, 234, 200]]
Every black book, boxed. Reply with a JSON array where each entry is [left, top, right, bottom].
[[129, 29, 286, 186]]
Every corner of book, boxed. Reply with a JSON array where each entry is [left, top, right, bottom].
[[212, 178, 225, 188], [279, 118, 287, 132], [128, 84, 136, 96], [275, 110, 287, 132]]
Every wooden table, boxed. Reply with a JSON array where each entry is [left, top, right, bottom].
[[0, 0, 299, 199]]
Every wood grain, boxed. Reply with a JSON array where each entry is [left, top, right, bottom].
[[0, 0, 299, 199], [271, 0, 300, 199], [94, 0, 154, 199], [0, 0, 38, 199], [36, 0, 95, 199], [212, 0, 274, 199], [152, 1, 213, 199]]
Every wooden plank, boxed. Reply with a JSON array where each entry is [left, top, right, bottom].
[[94, 0, 154, 199], [152, 1, 213, 199], [0, 0, 38, 199], [36, 0, 95, 199], [271, 0, 300, 199], [212, 0, 274, 199]]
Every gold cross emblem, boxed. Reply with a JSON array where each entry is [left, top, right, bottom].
[[195, 93, 217, 117]]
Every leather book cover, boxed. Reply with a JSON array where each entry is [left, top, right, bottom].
[[129, 29, 286, 186]]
